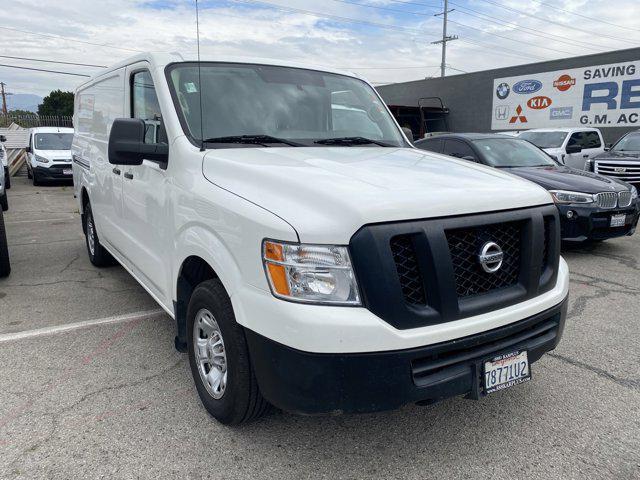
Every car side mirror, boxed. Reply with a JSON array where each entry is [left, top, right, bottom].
[[108, 118, 168, 165], [462, 155, 476, 162], [25, 146, 31, 153], [0, 135, 6, 142], [604, 143, 612, 151], [565, 144, 582, 154], [401, 127, 414, 141]]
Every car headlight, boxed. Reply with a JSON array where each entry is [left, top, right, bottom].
[[35, 155, 49, 164], [549, 190, 595, 204], [262, 240, 360, 305], [631, 185, 638, 200]]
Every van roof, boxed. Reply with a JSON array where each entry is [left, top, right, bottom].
[[76, 52, 366, 91], [29, 127, 74, 134]]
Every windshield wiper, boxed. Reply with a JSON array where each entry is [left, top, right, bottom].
[[203, 135, 303, 147], [314, 136, 394, 147]]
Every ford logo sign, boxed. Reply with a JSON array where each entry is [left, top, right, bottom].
[[513, 80, 542, 95]]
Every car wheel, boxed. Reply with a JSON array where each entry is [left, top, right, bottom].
[[84, 202, 114, 267], [3, 168, 9, 189], [187, 279, 270, 425], [32, 171, 40, 186], [0, 210, 10, 278], [27, 166, 32, 179], [0, 192, 7, 212]]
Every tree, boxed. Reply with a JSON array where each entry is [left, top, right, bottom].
[[7, 109, 35, 116], [37, 90, 74, 117]]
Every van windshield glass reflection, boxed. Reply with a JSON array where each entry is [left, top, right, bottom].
[[167, 63, 404, 148]]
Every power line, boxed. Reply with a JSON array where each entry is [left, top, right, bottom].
[[0, 63, 91, 77], [231, 0, 433, 34], [0, 55, 107, 68], [0, 25, 143, 53], [472, 0, 640, 46], [530, 0, 640, 33]]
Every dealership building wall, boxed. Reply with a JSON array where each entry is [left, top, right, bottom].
[[377, 47, 640, 144]]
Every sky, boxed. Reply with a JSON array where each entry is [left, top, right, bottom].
[[1, 0, 640, 101]]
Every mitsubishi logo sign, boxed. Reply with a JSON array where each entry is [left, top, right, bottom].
[[509, 105, 528, 124]]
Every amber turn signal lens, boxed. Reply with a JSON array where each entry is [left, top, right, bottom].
[[266, 263, 290, 296]]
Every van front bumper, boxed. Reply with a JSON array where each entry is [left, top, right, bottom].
[[245, 296, 568, 415], [33, 165, 74, 181]]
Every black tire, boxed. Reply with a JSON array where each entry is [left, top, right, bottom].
[[3, 168, 9, 189], [27, 166, 32, 179], [32, 171, 40, 186], [0, 192, 7, 212], [187, 279, 269, 425], [83, 202, 115, 267], [0, 209, 10, 278]]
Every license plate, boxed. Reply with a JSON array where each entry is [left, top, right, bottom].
[[483, 350, 530, 394], [610, 214, 626, 227], [63, 169, 73, 175]]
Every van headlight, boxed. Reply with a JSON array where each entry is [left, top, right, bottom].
[[549, 190, 595, 204], [262, 240, 360, 305], [35, 155, 49, 164]]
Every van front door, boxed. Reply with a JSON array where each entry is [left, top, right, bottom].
[[120, 65, 171, 306]]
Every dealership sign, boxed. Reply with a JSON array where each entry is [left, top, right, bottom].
[[492, 60, 640, 130]]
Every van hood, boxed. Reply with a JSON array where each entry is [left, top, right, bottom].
[[202, 147, 552, 243]]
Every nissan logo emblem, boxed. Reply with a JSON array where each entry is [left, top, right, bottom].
[[478, 242, 504, 273]]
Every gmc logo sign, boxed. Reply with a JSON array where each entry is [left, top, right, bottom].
[[527, 96, 553, 110]]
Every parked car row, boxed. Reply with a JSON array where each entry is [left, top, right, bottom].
[[414, 133, 639, 242]]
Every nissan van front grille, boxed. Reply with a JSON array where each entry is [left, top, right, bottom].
[[349, 205, 560, 330], [445, 222, 522, 298]]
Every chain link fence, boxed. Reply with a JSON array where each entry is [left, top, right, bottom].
[[0, 114, 73, 129]]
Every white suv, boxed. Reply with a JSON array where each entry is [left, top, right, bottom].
[[73, 53, 569, 424], [519, 127, 605, 170]]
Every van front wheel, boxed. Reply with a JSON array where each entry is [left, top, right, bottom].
[[187, 279, 269, 425], [0, 210, 10, 277], [84, 202, 114, 267]]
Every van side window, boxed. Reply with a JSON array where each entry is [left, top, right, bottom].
[[131, 70, 165, 144]]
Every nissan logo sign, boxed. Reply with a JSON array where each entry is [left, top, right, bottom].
[[478, 242, 504, 273]]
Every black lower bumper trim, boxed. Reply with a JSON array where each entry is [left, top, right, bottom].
[[557, 204, 639, 241], [33, 165, 74, 181], [245, 296, 568, 415]]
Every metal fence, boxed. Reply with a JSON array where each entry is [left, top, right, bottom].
[[0, 114, 73, 129]]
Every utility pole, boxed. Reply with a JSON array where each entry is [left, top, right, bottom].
[[431, 0, 458, 78], [0, 82, 7, 115]]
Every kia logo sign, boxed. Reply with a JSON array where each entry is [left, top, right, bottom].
[[513, 79, 542, 94], [527, 96, 552, 110], [553, 74, 576, 92]]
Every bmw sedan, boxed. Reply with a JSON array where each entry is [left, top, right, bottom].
[[415, 133, 639, 242]]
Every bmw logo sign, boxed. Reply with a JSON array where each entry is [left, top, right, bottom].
[[496, 82, 510, 100]]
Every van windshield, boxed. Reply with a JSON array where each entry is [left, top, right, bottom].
[[518, 131, 567, 149], [34, 133, 73, 150], [167, 63, 405, 148]]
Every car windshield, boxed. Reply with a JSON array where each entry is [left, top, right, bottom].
[[518, 131, 567, 148], [34, 133, 73, 150], [474, 138, 557, 168], [167, 63, 405, 147], [612, 132, 640, 152]]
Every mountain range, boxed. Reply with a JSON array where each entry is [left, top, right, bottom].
[[6, 93, 43, 113]]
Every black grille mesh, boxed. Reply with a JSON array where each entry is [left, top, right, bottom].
[[542, 217, 551, 271], [445, 222, 522, 298], [390, 235, 426, 305]]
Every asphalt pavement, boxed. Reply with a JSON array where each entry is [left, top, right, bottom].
[[0, 175, 638, 479]]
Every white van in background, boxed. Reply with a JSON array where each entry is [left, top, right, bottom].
[[519, 127, 605, 170], [73, 52, 569, 425], [0, 135, 9, 190], [26, 127, 74, 185]]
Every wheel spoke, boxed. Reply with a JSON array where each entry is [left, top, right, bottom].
[[195, 337, 208, 361], [193, 308, 228, 399]]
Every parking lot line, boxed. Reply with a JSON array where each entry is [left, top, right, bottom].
[[5, 217, 77, 225], [0, 309, 165, 343]]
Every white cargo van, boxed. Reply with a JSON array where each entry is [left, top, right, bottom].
[[26, 127, 74, 185], [73, 53, 569, 424]]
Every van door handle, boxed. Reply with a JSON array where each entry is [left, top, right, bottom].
[[112, 167, 121, 175], [583, 154, 589, 158], [124, 172, 134, 180]]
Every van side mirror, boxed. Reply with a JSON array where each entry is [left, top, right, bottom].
[[0, 135, 6, 142], [108, 118, 168, 166], [25, 146, 31, 153], [565, 144, 582, 154]]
